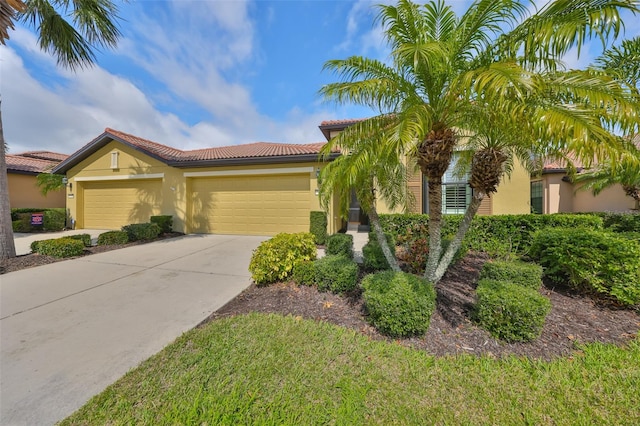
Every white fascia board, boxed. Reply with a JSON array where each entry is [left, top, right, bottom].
[[184, 167, 314, 178], [74, 173, 164, 182]]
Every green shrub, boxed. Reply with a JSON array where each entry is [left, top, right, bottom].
[[30, 240, 41, 253], [67, 233, 92, 247], [314, 255, 359, 294], [249, 232, 317, 286], [361, 271, 437, 337], [43, 209, 66, 231], [591, 212, 640, 233], [363, 232, 395, 271], [35, 238, 85, 258], [97, 230, 130, 245], [474, 279, 551, 342], [479, 260, 543, 290], [309, 211, 328, 245], [530, 228, 640, 306], [292, 261, 316, 286], [150, 215, 173, 233], [325, 233, 354, 259], [122, 223, 162, 242], [13, 219, 30, 232], [10, 208, 67, 232], [379, 213, 603, 257]]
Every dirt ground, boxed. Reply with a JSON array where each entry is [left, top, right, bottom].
[[4, 242, 638, 360], [208, 253, 640, 360]]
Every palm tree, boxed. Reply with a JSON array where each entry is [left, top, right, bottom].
[[0, 0, 121, 259], [320, 0, 640, 283], [319, 117, 410, 271]]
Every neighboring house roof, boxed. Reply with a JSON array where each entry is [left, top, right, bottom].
[[6, 151, 69, 175], [318, 118, 367, 141], [53, 128, 341, 174]]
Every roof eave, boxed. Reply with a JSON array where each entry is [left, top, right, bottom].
[[168, 152, 341, 168]]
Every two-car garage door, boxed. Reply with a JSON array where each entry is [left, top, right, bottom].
[[189, 174, 310, 236]]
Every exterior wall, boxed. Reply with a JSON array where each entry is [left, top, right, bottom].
[[7, 173, 66, 209], [541, 173, 574, 213], [65, 140, 337, 234], [572, 184, 635, 212], [491, 159, 531, 215]]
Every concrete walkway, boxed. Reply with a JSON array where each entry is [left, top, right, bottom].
[[13, 229, 108, 256], [0, 234, 266, 425]]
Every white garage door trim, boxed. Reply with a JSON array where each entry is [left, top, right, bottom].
[[184, 167, 314, 178], [75, 173, 164, 181]]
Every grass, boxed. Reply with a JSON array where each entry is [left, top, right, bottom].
[[61, 313, 640, 425]]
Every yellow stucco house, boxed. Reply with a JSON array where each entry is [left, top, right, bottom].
[[53, 121, 532, 236], [7, 151, 68, 209]]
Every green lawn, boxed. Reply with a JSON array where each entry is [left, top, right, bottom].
[[61, 313, 640, 425]]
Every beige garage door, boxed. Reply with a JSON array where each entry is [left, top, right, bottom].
[[190, 174, 310, 235], [82, 180, 162, 229]]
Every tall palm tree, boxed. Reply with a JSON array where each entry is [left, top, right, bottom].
[[319, 116, 410, 271], [0, 0, 121, 260], [320, 0, 640, 283]]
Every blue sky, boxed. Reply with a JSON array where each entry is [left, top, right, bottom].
[[2, 0, 638, 155]]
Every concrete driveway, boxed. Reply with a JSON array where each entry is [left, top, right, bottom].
[[0, 234, 266, 425], [12, 229, 108, 256]]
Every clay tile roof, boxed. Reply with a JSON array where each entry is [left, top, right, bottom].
[[319, 118, 367, 127], [17, 151, 69, 162], [6, 154, 59, 174], [183, 142, 335, 162], [105, 128, 184, 161]]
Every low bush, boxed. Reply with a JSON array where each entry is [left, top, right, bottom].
[[97, 230, 130, 246], [13, 218, 30, 232], [361, 271, 436, 337], [43, 209, 66, 231], [292, 261, 316, 286], [530, 228, 640, 306], [363, 232, 395, 271], [325, 233, 354, 259], [30, 240, 41, 253], [66, 233, 92, 247], [592, 212, 640, 233], [122, 223, 162, 242], [34, 237, 85, 258], [473, 279, 551, 342], [479, 260, 543, 290], [314, 255, 359, 293], [249, 232, 317, 286], [150, 215, 173, 233], [309, 211, 328, 245]]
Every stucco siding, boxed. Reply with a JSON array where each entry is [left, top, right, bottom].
[[8, 173, 66, 209]]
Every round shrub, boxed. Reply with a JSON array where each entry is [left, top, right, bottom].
[[361, 271, 436, 337], [35, 238, 85, 258], [121, 223, 162, 241], [325, 233, 354, 259], [67, 233, 92, 247], [530, 227, 640, 306], [362, 233, 395, 271], [150, 215, 173, 233], [314, 255, 359, 294], [97, 230, 130, 245], [479, 260, 543, 290], [249, 232, 317, 286], [473, 279, 551, 342], [292, 261, 316, 286]]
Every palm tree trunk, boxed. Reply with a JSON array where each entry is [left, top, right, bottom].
[[423, 176, 443, 282], [0, 100, 17, 259], [368, 205, 400, 272], [433, 191, 484, 283]]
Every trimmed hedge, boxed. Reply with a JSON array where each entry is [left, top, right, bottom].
[[34, 238, 85, 258], [66, 233, 92, 247], [309, 211, 328, 245], [314, 255, 359, 294], [530, 228, 640, 306], [363, 232, 395, 271], [590, 212, 640, 233], [379, 213, 604, 257], [479, 260, 543, 290], [325, 233, 354, 259], [361, 271, 437, 337], [150, 215, 173, 233], [11, 208, 67, 232], [97, 231, 130, 246], [292, 261, 316, 286], [249, 232, 317, 286], [122, 223, 162, 242], [474, 279, 551, 342]]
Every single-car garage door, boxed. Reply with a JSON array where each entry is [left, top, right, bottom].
[[189, 174, 310, 235], [82, 180, 162, 229]]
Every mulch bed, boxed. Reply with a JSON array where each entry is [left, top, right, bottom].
[[0, 233, 184, 275], [207, 253, 640, 360]]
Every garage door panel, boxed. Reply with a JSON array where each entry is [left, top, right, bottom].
[[190, 174, 310, 235], [83, 180, 162, 229]]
